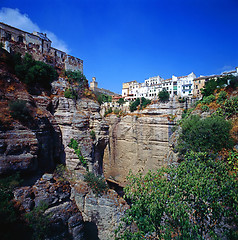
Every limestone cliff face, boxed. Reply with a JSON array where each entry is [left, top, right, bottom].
[[52, 78, 109, 173], [103, 101, 183, 186]]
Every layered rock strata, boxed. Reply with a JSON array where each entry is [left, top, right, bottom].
[[103, 101, 182, 186]]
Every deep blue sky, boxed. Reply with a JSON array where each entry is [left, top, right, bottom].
[[1, 0, 237, 94]]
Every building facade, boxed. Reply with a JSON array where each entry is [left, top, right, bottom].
[[0, 22, 83, 72], [122, 72, 197, 100]]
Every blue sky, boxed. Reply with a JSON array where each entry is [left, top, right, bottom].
[[0, 0, 237, 94]]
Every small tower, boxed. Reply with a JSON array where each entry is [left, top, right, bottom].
[[90, 77, 98, 91]]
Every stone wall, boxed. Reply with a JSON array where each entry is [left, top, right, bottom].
[[0, 22, 83, 72]]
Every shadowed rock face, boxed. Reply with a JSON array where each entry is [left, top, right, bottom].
[[103, 101, 182, 187], [0, 70, 63, 175], [14, 173, 85, 240]]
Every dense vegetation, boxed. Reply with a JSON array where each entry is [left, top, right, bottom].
[[84, 172, 108, 196], [96, 93, 112, 104], [14, 53, 58, 89], [115, 151, 238, 240], [116, 80, 238, 239], [129, 97, 151, 112], [64, 70, 88, 99], [158, 88, 169, 102], [201, 75, 237, 96], [177, 114, 233, 154], [9, 100, 31, 121]]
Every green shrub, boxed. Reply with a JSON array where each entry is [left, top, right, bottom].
[[223, 96, 238, 117], [68, 139, 88, 169], [25, 201, 51, 240], [216, 90, 227, 104], [158, 88, 169, 102], [177, 114, 233, 154], [64, 88, 78, 99], [104, 107, 112, 116], [178, 97, 185, 103], [201, 94, 215, 104], [201, 76, 228, 96], [201, 104, 209, 112], [90, 130, 96, 140], [14, 53, 58, 89], [140, 97, 151, 109], [113, 108, 120, 114], [9, 100, 30, 121], [65, 70, 87, 85], [117, 98, 125, 105], [97, 94, 112, 104], [84, 172, 108, 196], [129, 98, 140, 112], [115, 152, 238, 239]]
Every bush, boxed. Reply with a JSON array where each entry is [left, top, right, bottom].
[[129, 98, 140, 112], [104, 107, 112, 116], [178, 97, 185, 103], [64, 88, 78, 99], [68, 139, 88, 169], [14, 53, 58, 89], [216, 90, 227, 104], [65, 70, 87, 85], [140, 97, 151, 109], [223, 96, 238, 117], [97, 94, 112, 104], [115, 152, 238, 239], [117, 98, 125, 106], [129, 98, 150, 112], [25, 201, 51, 240], [84, 172, 108, 196], [201, 94, 215, 104], [113, 108, 120, 114], [9, 100, 30, 121], [158, 89, 169, 102], [90, 130, 96, 140], [201, 104, 209, 112], [177, 115, 233, 154]]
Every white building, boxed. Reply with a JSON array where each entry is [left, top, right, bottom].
[[122, 72, 197, 101]]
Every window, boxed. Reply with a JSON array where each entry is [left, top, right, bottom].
[[6, 32, 11, 41], [18, 36, 23, 43], [196, 85, 198, 89]]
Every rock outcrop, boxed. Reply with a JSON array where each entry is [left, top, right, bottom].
[[52, 78, 109, 174], [103, 101, 182, 186], [72, 178, 129, 240], [0, 68, 63, 175], [14, 173, 84, 240]]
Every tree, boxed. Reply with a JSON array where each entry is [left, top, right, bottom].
[[14, 53, 58, 89], [115, 151, 238, 240], [201, 76, 229, 97], [129, 98, 140, 112], [158, 89, 169, 102], [117, 98, 125, 106], [177, 114, 233, 154]]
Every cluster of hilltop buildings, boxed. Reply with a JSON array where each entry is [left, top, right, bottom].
[[0, 22, 83, 72], [122, 68, 238, 100], [1, 22, 237, 103]]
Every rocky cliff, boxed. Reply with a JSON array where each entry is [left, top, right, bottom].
[[103, 101, 183, 187], [0, 49, 127, 240]]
